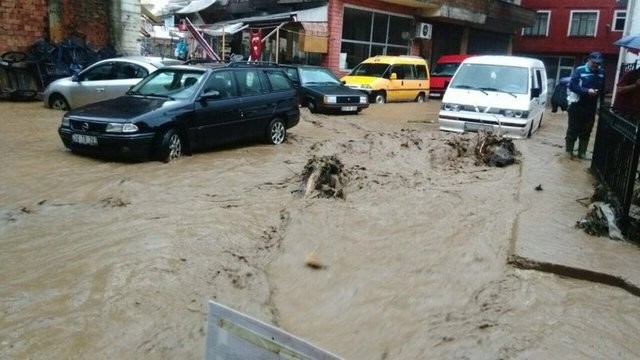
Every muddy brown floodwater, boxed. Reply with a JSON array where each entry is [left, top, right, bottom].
[[1, 100, 639, 359]]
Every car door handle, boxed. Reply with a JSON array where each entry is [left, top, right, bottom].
[[96, 88, 105, 92]]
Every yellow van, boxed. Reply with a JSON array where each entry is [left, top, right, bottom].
[[340, 55, 430, 104]]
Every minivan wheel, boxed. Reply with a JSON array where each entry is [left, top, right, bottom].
[[266, 118, 286, 145], [157, 128, 183, 162], [416, 93, 425, 103], [373, 92, 386, 104], [50, 94, 70, 111], [527, 121, 533, 138]]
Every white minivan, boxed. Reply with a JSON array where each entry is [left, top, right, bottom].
[[438, 55, 547, 139]]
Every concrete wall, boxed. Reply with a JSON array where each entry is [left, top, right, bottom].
[[111, 0, 142, 56]]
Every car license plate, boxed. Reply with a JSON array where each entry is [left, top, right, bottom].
[[72, 133, 98, 146], [341, 106, 357, 112], [464, 123, 494, 132]]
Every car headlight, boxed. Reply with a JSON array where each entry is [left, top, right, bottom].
[[503, 109, 528, 118], [359, 96, 367, 104], [106, 123, 139, 133], [61, 116, 70, 127], [442, 103, 461, 111], [324, 96, 337, 104]]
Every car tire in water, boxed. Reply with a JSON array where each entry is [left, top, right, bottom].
[[373, 91, 386, 104], [50, 94, 70, 110], [415, 93, 425, 103], [157, 128, 183, 163], [307, 99, 317, 113], [266, 118, 286, 145]]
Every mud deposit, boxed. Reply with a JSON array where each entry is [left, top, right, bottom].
[[1, 101, 639, 359]]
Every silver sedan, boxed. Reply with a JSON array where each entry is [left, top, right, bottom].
[[43, 56, 183, 110]]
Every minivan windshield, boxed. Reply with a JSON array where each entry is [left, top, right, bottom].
[[129, 69, 205, 100], [449, 64, 528, 95], [348, 63, 390, 78]]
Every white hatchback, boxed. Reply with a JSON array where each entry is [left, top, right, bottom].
[[43, 56, 183, 110]]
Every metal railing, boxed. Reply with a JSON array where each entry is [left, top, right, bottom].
[[591, 106, 640, 234]]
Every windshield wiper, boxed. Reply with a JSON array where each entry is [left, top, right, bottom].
[[479, 87, 517, 98], [454, 84, 488, 95], [145, 93, 175, 100], [127, 90, 141, 95]]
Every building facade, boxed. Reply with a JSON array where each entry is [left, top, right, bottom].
[[169, 0, 536, 76], [513, 0, 627, 93]]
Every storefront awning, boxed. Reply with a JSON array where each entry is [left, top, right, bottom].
[[300, 22, 328, 37], [176, 0, 217, 14]]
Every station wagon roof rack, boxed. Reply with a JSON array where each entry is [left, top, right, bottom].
[[183, 58, 227, 65], [227, 61, 281, 68]]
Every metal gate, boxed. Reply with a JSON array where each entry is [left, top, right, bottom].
[[591, 106, 640, 235]]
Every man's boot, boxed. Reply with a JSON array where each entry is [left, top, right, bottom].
[[565, 139, 575, 158], [577, 139, 589, 159]]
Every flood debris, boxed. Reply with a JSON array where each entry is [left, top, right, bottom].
[[576, 202, 623, 240], [474, 132, 519, 167], [298, 155, 346, 199], [443, 133, 519, 167]]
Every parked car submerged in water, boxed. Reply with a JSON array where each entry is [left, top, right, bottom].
[[57, 62, 300, 162], [281, 64, 368, 114], [43, 56, 183, 110]]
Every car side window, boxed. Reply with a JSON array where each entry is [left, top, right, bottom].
[[204, 71, 237, 99], [115, 63, 148, 79], [81, 63, 115, 81], [284, 68, 299, 82], [266, 70, 293, 91], [235, 70, 265, 96], [402, 64, 416, 79], [415, 65, 428, 80], [391, 65, 405, 79]]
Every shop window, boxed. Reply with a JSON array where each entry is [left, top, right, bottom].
[[340, 6, 412, 70]]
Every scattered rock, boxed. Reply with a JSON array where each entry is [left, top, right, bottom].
[[305, 250, 326, 269]]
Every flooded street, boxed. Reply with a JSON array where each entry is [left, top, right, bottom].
[[1, 100, 639, 359]]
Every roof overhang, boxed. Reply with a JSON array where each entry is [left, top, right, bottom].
[[376, 0, 439, 10], [214, 5, 327, 28], [419, 1, 536, 33], [202, 22, 249, 36], [176, 0, 218, 14]]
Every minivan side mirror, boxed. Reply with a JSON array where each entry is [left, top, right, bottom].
[[531, 87, 541, 98], [389, 73, 398, 80]]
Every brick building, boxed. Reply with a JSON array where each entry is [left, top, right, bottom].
[[0, 0, 140, 57], [513, 0, 627, 93]]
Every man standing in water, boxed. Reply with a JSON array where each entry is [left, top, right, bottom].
[[565, 52, 605, 159]]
